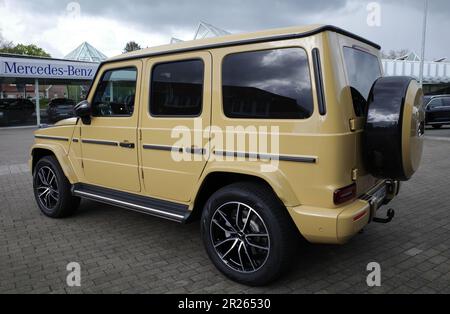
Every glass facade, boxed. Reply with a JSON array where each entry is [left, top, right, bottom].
[[0, 96, 37, 127], [0, 81, 93, 127]]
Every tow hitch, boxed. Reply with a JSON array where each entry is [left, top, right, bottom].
[[372, 208, 395, 224]]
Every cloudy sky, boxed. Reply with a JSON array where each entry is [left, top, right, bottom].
[[0, 0, 449, 60]]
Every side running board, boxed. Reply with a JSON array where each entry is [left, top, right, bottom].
[[72, 183, 191, 223]]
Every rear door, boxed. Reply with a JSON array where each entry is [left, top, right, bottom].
[[139, 52, 212, 203], [339, 35, 383, 194]]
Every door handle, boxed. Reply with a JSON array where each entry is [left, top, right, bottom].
[[119, 142, 135, 149]]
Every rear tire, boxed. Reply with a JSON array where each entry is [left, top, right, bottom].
[[33, 156, 80, 218], [201, 182, 299, 286], [432, 125, 442, 129]]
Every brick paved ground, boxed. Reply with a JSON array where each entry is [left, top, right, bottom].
[[0, 127, 449, 294]]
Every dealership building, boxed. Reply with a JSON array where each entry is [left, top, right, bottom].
[[0, 42, 105, 127], [382, 51, 450, 95]]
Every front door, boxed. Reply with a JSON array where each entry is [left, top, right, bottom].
[[80, 61, 142, 192], [140, 52, 212, 203]]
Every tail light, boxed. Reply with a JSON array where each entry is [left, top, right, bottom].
[[334, 183, 357, 205]]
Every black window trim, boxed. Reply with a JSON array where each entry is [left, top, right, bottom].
[[91, 65, 138, 118], [149, 58, 205, 118], [221, 46, 315, 121], [312, 48, 326, 116]]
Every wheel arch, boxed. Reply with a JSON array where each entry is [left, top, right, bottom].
[[31, 144, 78, 184], [188, 168, 300, 221]]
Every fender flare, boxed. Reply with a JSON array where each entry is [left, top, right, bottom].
[[31, 143, 78, 184], [190, 164, 300, 209]]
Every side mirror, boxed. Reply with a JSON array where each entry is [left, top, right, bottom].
[[74, 100, 92, 125]]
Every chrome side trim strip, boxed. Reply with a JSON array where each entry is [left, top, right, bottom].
[[72, 189, 185, 221], [35, 135, 69, 142], [143, 144, 205, 155], [214, 150, 317, 164], [143, 144, 182, 152], [81, 139, 118, 147], [185, 147, 206, 155]]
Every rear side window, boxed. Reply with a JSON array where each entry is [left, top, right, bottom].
[[343, 47, 382, 117], [443, 98, 450, 107], [150, 59, 204, 117], [222, 48, 314, 119], [92, 67, 137, 117]]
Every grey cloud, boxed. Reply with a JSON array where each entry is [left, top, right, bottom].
[[5, 0, 450, 60], [381, 0, 450, 17], [19, 0, 350, 33]]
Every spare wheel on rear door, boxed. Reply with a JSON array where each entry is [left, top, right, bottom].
[[363, 76, 425, 181]]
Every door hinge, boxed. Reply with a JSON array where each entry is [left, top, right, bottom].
[[352, 168, 359, 181], [349, 118, 356, 132], [141, 169, 145, 179], [81, 160, 84, 169]]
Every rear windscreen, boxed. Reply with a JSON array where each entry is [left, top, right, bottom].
[[343, 47, 381, 117]]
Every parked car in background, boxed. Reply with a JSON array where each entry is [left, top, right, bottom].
[[0, 98, 35, 126], [425, 95, 450, 129], [46, 98, 76, 124]]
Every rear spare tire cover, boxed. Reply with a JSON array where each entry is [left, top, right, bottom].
[[364, 76, 425, 181]]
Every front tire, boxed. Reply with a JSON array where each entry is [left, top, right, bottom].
[[33, 156, 80, 218], [201, 182, 299, 286]]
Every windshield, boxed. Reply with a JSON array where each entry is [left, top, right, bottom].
[[343, 47, 382, 117]]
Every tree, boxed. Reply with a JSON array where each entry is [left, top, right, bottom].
[[381, 49, 411, 60], [0, 43, 51, 57], [123, 41, 142, 53], [0, 33, 13, 50]]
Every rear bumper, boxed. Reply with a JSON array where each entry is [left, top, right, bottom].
[[288, 200, 370, 244], [288, 180, 399, 244]]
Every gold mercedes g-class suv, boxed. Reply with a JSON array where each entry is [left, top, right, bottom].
[[30, 25, 425, 286]]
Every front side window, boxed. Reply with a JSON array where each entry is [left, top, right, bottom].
[[343, 47, 382, 117], [150, 59, 204, 117], [222, 48, 314, 119], [92, 67, 137, 117]]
